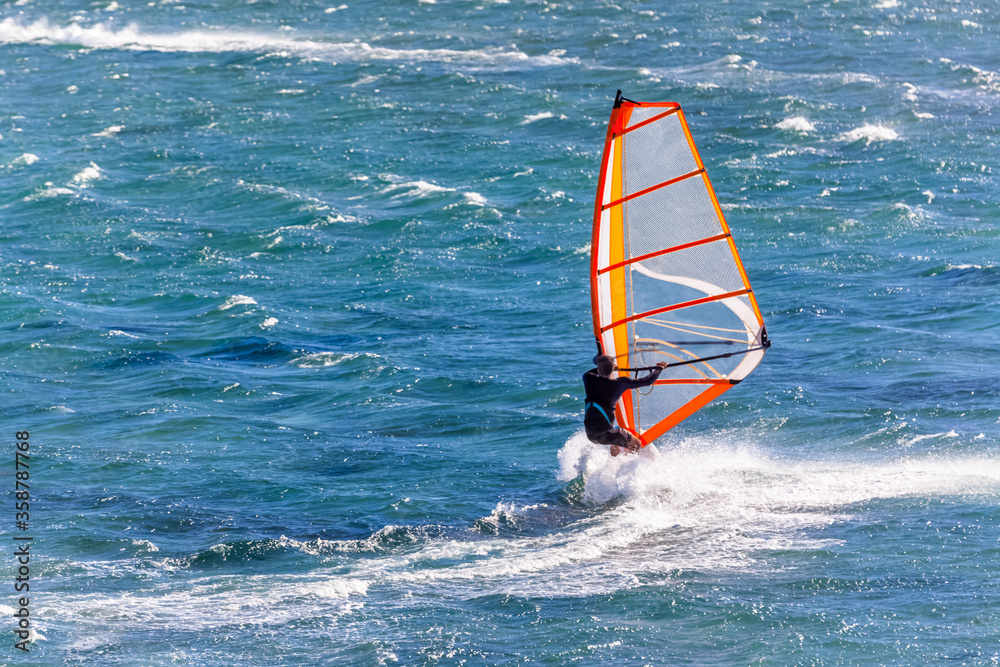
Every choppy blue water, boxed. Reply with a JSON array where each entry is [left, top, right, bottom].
[[1, 0, 999, 664]]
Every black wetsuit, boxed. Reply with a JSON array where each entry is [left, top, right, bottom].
[[582, 366, 663, 446]]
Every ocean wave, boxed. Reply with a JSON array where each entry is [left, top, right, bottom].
[[520, 111, 568, 125], [22, 160, 102, 200], [775, 116, 816, 133], [92, 124, 124, 138], [72, 162, 102, 185], [0, 18, 575, 67], [218, 294, 257, 311], [918, 263, 1000, 285], [377, 176, 488, 207], [836, 124, 899, 143], [290, 351, 381, 368], [381, 179, 455, 198], [8, 153, 39, 168], [558, 431, 1000, 510], [472, 501, 550, 536], [274, 525, 452, 556]]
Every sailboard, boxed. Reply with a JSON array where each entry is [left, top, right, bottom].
[[590, 91, 770, 446]]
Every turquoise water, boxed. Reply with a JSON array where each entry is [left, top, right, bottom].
[[2, 0, 999, 664]]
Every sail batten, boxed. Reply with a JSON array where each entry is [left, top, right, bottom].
[[590, 93, 769, 445]]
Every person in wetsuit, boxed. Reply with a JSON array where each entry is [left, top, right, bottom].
[[583, 354, 667, 457]]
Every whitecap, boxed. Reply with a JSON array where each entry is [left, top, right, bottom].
[[9, 153, 38, 167], [312, 579, 370, 598], [25, 183, 74, 200], [775, 116, 815, 133], [349, 74, 380, 87], [72, 162, 101, 185], [291, 351, 376, 367], [381, 179, 454, 198], [521, 111, 555, 124], [218, 295, 257, 311], [837, 124, 899, 143], [92, 125, 124, 137], [131, 539, 159, 552], [107, 330, 140, 338], [0, 18, 575, 67]]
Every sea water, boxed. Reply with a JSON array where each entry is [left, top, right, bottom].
[[1, 0, 999, 664]]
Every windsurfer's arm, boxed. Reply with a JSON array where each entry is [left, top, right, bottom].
[[619, 363, 665, 389]]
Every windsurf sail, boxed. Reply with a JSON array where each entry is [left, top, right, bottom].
[[590, 91, 769, 445]]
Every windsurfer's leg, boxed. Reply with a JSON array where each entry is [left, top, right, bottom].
[[592, 428, 638, 456]]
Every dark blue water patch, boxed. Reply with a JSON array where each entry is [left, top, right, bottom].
[[118, 292, 223, 319], [190, 335, 301, 367], [100, 348, 184, 371]]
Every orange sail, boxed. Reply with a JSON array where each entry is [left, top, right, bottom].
[[590, 91, 769, 445]]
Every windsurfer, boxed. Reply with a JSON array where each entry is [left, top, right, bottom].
[[583, 355, 667, 456]]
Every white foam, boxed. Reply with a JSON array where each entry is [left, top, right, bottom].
[[0, 18, 575, 67], [903, 431, 959, 447], [775, 116, 815, 133], [260, 317, 278, 328], [38, 436, 1000, 637], [381, 179, 453, 198], [378, 176, 488, 208], [291, 351, 377, 367], [312, 578, 370, 598], [27, 183, 74, 199], [131, 539, 159, 552], [10, 153, 38, 167], [349, 74, 381, 87], [837, 124, 899, 143], [463, 191, 487, 206], [219, 294, 257, 311], [93, 125, 124, 137], [72, 162, 101, 185], [560, 431, 1000, 510], [521, 111, 555, 124]]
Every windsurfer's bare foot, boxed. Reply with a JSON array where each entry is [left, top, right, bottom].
[[609, 445, 621, 457]]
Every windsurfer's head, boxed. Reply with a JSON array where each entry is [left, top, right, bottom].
[[596, 355, 616, 377]]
